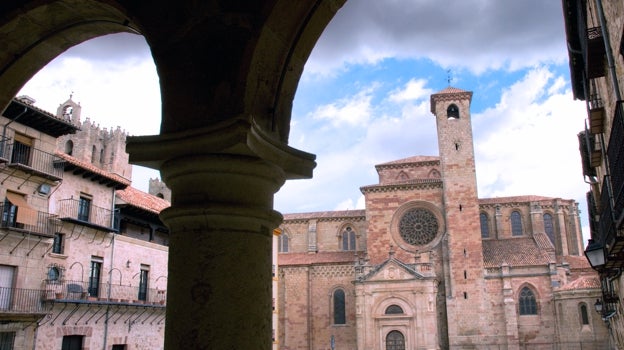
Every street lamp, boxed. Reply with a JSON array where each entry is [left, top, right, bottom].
[[594, 299, 603, 314], [585, 239, 606, 271]]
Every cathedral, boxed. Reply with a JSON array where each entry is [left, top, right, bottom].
[[276, 87, 607, 349]]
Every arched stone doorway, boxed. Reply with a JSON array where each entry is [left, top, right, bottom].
[[0, 1, 346, 349], [386, 330, 406, 350]]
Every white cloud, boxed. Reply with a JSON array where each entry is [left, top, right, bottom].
[[388, 78, 433, 103], [312, 88, 375, 127], [473, 67, 586, 204]]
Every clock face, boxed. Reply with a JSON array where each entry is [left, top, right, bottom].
[[398, 208, 438, 246]]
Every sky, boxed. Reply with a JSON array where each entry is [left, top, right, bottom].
[[18, 0, 590, 241]]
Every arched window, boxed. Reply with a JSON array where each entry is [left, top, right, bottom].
[[278, 234, 289, 253], [543, 213, 555, 244], [386, 330, 405, 350], [519, 287, 537, 315], [100, 148, 105, 164], [480, 213, 489, 238], [333, 289, 346, 324], [385, 305, 404, 314], [341, 226, 356, 251], [511, 211, 523, 236], [91, 145, 97, 163], [447, 104, 460, 119], [64, 140, 73, 155], [580, 303, 589, 325]]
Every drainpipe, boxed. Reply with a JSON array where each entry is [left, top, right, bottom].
[[102, 188, 117, 349], [594, 0, 622, 101]]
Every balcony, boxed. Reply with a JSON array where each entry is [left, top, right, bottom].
[[0, 286, 47, 320], [42, 280, 167, 306], [607, 101, 624, 226], [585, 26, 606, 79], [0, 142, 64, 181], [588, 93, 605, 134], [578, 130, 597, 177], [56, 198, 118, 232], [0, 203, 60, 238]]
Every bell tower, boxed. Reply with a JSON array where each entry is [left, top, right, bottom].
[[431, 87, 487, 347]]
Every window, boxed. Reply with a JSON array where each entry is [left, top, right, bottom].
[[580, 303, 589, 325], [519, 287, 537, 315], [91, 145, 96, 163], [61, 335, 84, 350], [47, 267, 60, 281], [543, 213, 555, 244], [52, 233, 64, 254], [0, 265, 15, 309], [479, 213, 489, 238], [112, 345, 127, 350], [64, 140, 73, 155], [0, 332, 15, 350], [138, 265, 149, 301], [88, 257, 103, 297], [278, 234, 289, 253], [333, 289, 346, 324], [385, 305, 404, 314], [341, 226, 356, 251], [3, 192, 37, 228], [386, 330, 405, 350], [78, 196, 91, 222], [447, 103, 459, 119], [11, 133, 32, 166], [511, 211, 523, 236]]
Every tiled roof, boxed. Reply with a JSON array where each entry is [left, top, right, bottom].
[[283, 210, 366, 221], [559, 255, 593, 270], [434, 86, 468, 94], [56, 152, 131, 188], [278, 251, 357, 265], [377, 155, 440, 166], [482, 238, 553, 268], [557, 274, 600, 291], [116, 186, 170, 214], [478, 195, 559, 205]]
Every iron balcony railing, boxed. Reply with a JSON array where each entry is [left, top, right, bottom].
[[42, 280, 167, 305], [0, 286, 47, 314], [56, 199, 117, 232], [598, 179, 615, 247], [584, 26, 606, 79], [0, 203, 60, 237], [607, 101, 624, 227], [1, 142, 64, 180]]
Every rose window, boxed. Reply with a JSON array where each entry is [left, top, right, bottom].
[[398, 208, 438, 245]]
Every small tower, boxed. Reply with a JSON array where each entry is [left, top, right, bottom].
[[55, 96, 133, 180], [56, 95, 82, 125], [430, 87, 487, 347], [149, 178, 172, 202]]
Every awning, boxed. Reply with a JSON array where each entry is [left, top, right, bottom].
[[5, 192, 38, 226]]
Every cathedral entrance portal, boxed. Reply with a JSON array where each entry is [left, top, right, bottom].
[[386, 330, 406, 350]]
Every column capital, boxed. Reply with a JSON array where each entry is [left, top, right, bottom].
[[126, 115, 316, 180]]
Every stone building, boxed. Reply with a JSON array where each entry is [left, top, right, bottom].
[[562, 0, 624, 348], [0, 95, 170, 349], [277, 87, 608, 349]]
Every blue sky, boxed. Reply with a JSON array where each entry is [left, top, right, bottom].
[[18, 0, 589, 241]]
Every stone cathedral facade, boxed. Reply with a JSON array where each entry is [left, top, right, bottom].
[[276, 87, 608, 349]]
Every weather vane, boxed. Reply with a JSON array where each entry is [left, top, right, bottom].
[[447, 69, 453, 86]]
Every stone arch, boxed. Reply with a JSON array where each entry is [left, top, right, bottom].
[[337, 223, 358, 251], [373, 295, 414, 318], [0, 1, 139, 111], [517, 283, 539, 315], [0, 2, 346, 349]]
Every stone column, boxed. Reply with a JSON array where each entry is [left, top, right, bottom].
[[127, 118, 315, 349]]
